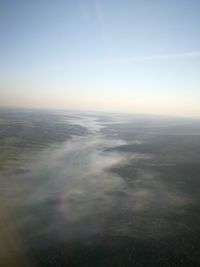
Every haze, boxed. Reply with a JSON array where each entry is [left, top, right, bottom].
[[1, 0, 200, 116], [1, 109, 200, 266]]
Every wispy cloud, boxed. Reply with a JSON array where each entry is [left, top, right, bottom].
[[95, 0, 106, 35], [97, 51, 200, 65], [79, 0, 90, 21], [95, 0, 112, 58]]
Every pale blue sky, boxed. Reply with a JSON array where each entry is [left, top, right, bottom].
[[1, 0, 200, 116]]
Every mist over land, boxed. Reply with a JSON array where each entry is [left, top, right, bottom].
[[0, 108, 200, 266], [1, 0, 200, 265]]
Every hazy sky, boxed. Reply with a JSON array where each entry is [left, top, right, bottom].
[[0, 0, 200, 116]]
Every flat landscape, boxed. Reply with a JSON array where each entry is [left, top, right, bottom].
[[1, 108, 200, 266]]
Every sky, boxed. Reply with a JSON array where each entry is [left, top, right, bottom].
[[0, 0, 200, 116]]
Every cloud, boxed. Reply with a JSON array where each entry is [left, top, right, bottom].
[[95, 0, 106, 34], [95, 0, 112, 58], [97, 51, 200, 65], [79, 0, 90, 21]]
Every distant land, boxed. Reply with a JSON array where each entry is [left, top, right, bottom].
[[0, 108, 200, 267]]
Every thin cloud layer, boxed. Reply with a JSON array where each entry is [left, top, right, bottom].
[[97, 51, 200, 65]]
